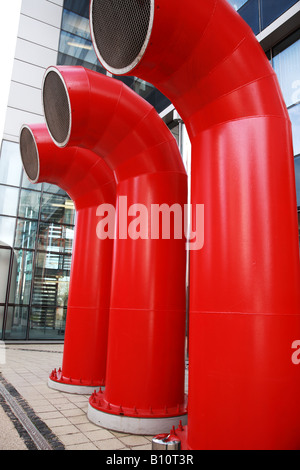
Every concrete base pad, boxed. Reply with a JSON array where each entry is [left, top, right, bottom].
[[87, 403, 187, 435], [48, 378, 101, 395]]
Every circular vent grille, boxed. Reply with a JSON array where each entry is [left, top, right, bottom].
[[43, 70, 71, 146], [20, 127, 39, 182], [91, 0, 153, 73]]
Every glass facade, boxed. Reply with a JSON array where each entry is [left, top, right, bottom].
[[0, 0, 299, 341], [0, 141, 75, 340], [269, 29, 300, 230]]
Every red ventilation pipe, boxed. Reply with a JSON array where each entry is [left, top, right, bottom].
[[19, 123, 116, 394], [90, 0, 300, 449], [41, 66, 188, 434]]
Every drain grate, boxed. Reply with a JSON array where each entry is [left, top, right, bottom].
[[0, 377, 64, 450]]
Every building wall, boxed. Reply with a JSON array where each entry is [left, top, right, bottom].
[[3, 0, 63, 144]]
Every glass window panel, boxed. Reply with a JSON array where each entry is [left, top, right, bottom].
[[227, 0, 248, 10], [0, 248, 11, 303], [42, 182, 68, 196], [64, 0, 89, 18], [289, 105, 300, 157], [41, 193, 75, 225], [261, 0, 298, 31], [294, 156, 300, 207], [238, 0, 260, 35], [28, 306, 66, 340], [33, 251, 71, 309], [0, 185, 19, 217], [61, 9, 91, 40], [21, 171, 42, 191], [59, 31, 99, 68], [57, 51, 105, 73], [5, 306, 28, 340], [13, 250, 34, 305], [38, 222, 74, 254], [273, 32, 300, 108], [0, 141, 22, 186], [0, 216, 16, 247], [18, 189, 41, 219], [35, 250, 72, 276], [0, 305, 4, 338], [14, 219, 38, 249]]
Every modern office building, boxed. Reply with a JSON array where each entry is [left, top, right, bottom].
[[0, 0, 299, 341]]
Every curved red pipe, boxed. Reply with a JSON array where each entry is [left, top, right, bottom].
[[90, 0, 300, 449], [42, 66, 188, 433], [20, 124, 116, 393]]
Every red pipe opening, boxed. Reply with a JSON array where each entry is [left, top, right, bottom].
[[20, 124, 116, 394], [90, 0, 300, 449], [42, 66, 188, 434]]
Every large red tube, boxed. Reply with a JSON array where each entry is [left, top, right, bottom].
[[41, 66, 188, 434], [19, 124, 116, 394], [90, 0, 300, 449]]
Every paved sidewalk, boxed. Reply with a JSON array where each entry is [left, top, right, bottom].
[[0, 344, 188, 451]]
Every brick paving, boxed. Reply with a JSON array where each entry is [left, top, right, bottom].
[[0, 344, 188, 451]]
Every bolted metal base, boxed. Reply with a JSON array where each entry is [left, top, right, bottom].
[[48, 377, 102, 395], [48, 368, 104, 395], [87, 402, 187, 436]]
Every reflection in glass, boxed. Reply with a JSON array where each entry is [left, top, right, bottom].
[[38, 222, 74, 254], [0, 141, 22, 187], [29, 307, 66, 339], [57, 51, 105, 73], [0, 249, 10, 303], [21, 171, 42, 191], [0, 217, 16, 247], [238, 0, 260, 35], [33, 251, 71, 309], [64, 0, 89, 19], [261, 0, 298, 31], [0, 305, 4, 338], [14, 219, 38, 250], [42, 182, 68, 195], [18, 189, 41, 220], [227, 0, 248, 10], [5, 306, 28, 340], [13, 250, 34, 306], [294, 156, 300, 207], [289, 105, 300, 157], [61, 9, 90, 40], [41, 193, 75, 225], [273, 32, 300, 108], [59, 30, 99, 68], [0, 185, 19, 217]]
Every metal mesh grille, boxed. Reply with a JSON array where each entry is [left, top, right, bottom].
[[20, 127, 39, 182], [91, 0, 152, 70], [43, 71, 70, 145]]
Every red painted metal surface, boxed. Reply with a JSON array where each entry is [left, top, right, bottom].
[[42, 67, 188, 421], [90, 0, 300, 449], [20, 124, 116, 389]]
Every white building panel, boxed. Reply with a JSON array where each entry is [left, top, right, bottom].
[[8, 82, 43, 117], [14, 38, 58, 69], [17, 13, 61, 51], [3, 105, 45, 142], [11, 60, 45, 90], [21, 0, 63, 29]]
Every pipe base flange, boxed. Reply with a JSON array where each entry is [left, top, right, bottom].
[[87, 402, 187, 435], [48, 368, 104, 395], [48, 377, 102, 395]]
